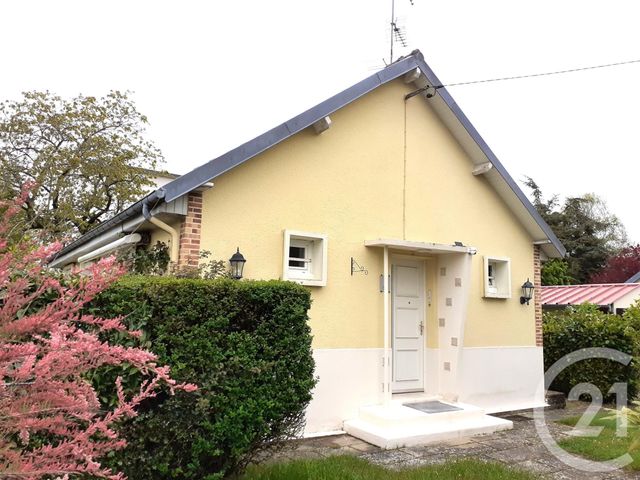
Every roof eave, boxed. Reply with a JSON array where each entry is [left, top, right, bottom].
[[410, 52, 565, 258], [51, 189, 166, 260]]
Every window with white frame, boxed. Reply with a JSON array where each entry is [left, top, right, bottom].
[[283, 230, 327, 286], [288, 239, 312, 275], [483, 256, 511, 298]]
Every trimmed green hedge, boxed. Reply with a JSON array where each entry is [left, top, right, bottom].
[[543, 304, 640, 402], [89, 277, 316, 480]]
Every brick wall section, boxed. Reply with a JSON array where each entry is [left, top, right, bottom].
[[177, 192, 202, 267], [534, 245, 543, 347]]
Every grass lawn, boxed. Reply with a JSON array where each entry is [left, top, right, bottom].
[[558, 411, 640, 470], [242, 455, 539, 479]]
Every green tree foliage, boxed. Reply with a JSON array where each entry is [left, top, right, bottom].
[[540, 258, 573, 286], [524, 177, 628, 284], [0, 91, 163, 240], [89, 277, 316, 479]]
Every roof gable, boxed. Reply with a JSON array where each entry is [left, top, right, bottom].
[[55, 49, 565, 260], [160, 56, 419, 204]]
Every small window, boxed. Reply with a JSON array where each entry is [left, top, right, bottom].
[[283, 230, 327, 286], [288, 241, 311, 271], [487, 263, 497, 292], [288, 246, 307, 268], [483, 256, 511, 298]]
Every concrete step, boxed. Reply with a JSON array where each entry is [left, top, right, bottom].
[[358, 402, 486, 429], [343, 413, 513, 449]]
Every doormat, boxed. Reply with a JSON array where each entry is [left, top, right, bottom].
[[404, 400, 462, 414]]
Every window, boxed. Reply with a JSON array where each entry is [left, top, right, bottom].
[[288, 240, 311, 273], [283, 230, 328, 286], [483, 256, 511, 298]]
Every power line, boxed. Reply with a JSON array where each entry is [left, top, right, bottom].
[[435, 58, 640, 89]]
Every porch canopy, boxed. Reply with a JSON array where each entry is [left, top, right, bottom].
[[364, 238, 476, 255]]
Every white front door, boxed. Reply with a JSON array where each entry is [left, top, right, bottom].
[[392, 259, 425, 393]]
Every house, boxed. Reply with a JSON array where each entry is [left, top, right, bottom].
[[146, 170, 179, 190], [542, 283, 640, 314], [626, 271, 640, 283], [49, 50, 565, 448]]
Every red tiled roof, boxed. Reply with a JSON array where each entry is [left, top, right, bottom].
[[541, 283, 640, 306]]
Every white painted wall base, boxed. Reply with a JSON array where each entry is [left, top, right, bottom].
[[458, 346, 545, 412], [304, 346, 545, 435], [305, 348, 383, 434]]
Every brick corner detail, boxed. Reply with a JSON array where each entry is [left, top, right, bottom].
[[533, 245, 543, 347], [177, 192, 203, 267]]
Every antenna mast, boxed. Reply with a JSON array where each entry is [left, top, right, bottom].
[[389, 0, 413, 64], [390, 0, 395, 64]]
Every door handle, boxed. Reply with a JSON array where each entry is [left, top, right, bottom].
[[419, 321, 424, 335]]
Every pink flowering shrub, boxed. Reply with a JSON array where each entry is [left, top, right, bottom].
[[0, 188, 196, 479]]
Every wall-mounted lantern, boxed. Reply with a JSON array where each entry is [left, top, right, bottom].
[[520, 278, 534, 305], [229, 247, 246, 280]]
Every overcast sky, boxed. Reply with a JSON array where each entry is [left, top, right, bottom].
[[2, 1, 639, 243]]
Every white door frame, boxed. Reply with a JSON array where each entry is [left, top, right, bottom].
[[391, 255, 426, 393]]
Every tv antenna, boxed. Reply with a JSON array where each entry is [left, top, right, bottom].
[[389, 0, 414, 64]]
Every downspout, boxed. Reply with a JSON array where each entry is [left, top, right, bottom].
[[142, 199, 180, 264]]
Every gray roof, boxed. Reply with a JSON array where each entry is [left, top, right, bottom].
[[55, 49, 565, 259], [626, 271, 640, 283]]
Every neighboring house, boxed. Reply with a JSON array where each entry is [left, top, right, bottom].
[[49, 50, 565, 448], [141, 169, 203, 191], [626, 271, 640, 283], [542, 283, 640, 314], [147, 170, 179, 190], [145, 169, 214, 192]]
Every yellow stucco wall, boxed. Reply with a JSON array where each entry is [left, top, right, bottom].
[[148, 218, 182, 250], [404, 94, 535, 347], [196, 79, 536, 349]]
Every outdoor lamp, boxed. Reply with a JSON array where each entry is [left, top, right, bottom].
[[520, 278, 534, 305], [229, 247, 246, 280]]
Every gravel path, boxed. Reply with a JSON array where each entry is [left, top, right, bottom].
[[273, 402, 640, 479]]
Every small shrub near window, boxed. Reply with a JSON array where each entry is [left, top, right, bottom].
[[118, 241, 171, 275], [118, 243, 229, 279], [89, 277, 316, 480], [543, 304, 640, 402], [171, 249, 229, 279]]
